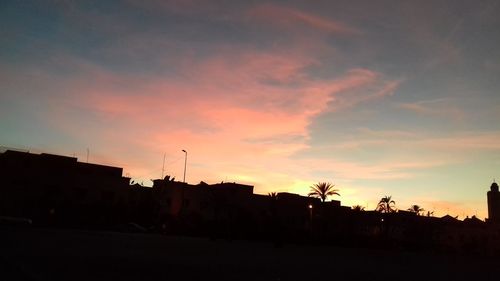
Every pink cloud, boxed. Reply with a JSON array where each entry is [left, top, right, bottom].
[[247, 3, 359, 34], [327, 70, 401, 111], [72, 49, 397, 143], [23, 45, 399, 197]]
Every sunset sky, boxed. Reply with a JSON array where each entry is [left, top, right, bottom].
[[1, 0, 500, 219]]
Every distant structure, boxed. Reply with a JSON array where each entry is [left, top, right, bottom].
[[487, 181, 500, 223]]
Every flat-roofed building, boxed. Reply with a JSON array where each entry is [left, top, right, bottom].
[[0, 150, 131, 226]]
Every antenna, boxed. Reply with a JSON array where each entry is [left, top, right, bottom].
[[86, 148, 89, 163], [161, 153, 166, 179]]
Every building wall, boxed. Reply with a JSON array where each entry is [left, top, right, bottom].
[[0, 150, 132, 226], [152, 179, 254, 219]]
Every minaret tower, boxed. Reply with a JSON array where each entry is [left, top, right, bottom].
[[487, 180, 500, 223]]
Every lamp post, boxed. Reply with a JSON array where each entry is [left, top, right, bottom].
[[182, 149, 187, 183], [308, 204, 313, 221], [307, 204, 313, 225], [308, 204, 313, 234]]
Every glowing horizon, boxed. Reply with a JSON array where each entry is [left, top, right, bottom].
[[1, 1, 500, 219]]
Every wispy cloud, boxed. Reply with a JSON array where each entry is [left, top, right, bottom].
[[419, 132, 500, 150], [65, 48, 399, 144], [396, 98, 464, 120], [14, 42, 400, 193], [328, 71, 400, 111], [319, 128, 500, 153], [247, 3, 359, 34]]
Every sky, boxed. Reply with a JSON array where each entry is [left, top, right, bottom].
[[1, 0, 500, 219]]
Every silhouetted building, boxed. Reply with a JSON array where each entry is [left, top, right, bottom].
[[152, 178, 253, 219], [150, 177, 258, 236], [487, 181, 500, 223], [0, 149, 133, 226], [3, 148, 500, 255]]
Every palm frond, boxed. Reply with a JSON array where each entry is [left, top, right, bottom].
[[308, 182, 340, 202]]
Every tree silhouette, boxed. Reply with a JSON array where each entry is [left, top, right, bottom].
[[268, 192, 278, 199], [308, 182, 339, 202], [163, 175, 175, 182], [268, 192, 278, 216], [376, 196, 396, 213], [352, 205, 365, 211], [407, 205, 424, 215]]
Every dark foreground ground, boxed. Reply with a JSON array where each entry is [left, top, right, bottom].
[[1, 226, 500, 281]]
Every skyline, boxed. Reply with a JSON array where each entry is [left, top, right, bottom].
[[1, 0, 500, 219]]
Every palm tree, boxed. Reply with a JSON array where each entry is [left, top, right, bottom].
[[376, 196, 396, 213], [408, 204, 424, 215], [352, 205, 365, 211], [267, 192, 278, 218], [308, 182, 340, 202], [163, 175, 175, 182]]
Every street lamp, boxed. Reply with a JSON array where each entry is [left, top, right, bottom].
[[308, 204, 313, 233], [308, 204, 313, 221], [182, 149, 187, 183]]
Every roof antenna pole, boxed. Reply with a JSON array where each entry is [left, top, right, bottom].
[[86, 148, 89, 163], [161, 153, 166, 179]]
